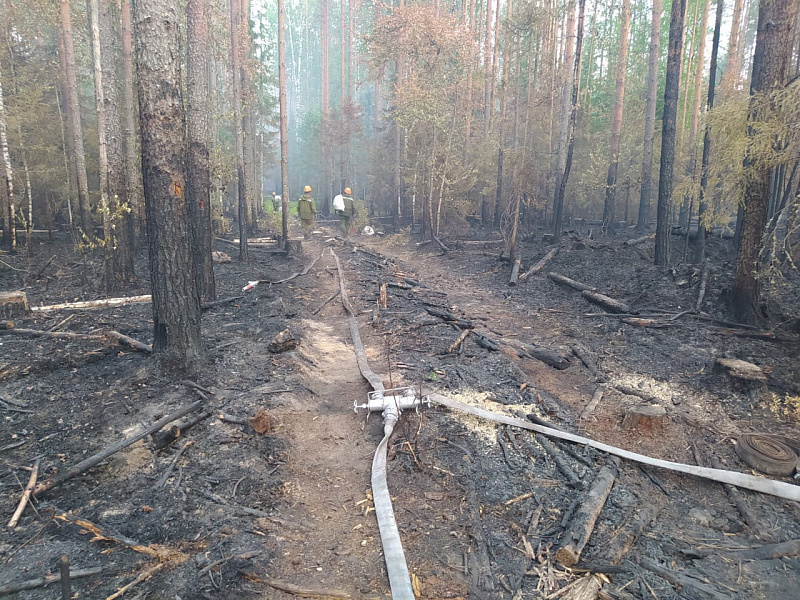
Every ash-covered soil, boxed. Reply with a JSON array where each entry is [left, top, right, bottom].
[[0, 225, 798, 599]]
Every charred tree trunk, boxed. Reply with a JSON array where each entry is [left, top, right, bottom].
[[187, 0, 216, 301], [719, 0, 745, 96], [551, 0, 586, 240], [654, 0, 688, 266], [59, 0, 92, 233], [693, 0, 724, 263], [99, 0, 135, 282], [229, 0, 248, 259], [133, 0, 204, 371], [731, 0, 797, 323], [636, 0, 662, 232], [601, 0, 630, 236]]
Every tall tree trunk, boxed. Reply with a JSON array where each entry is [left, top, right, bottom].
[[59, 0, 92, 233], [654, 0, 688, 266], [88, 0, 114, 287], [678, 0, 711, 231], [230, 0, 248, 259], [99, 0, 135, 281], [121, 0, 144, 243], [555, 0, 576, 184], [679, 0, 700, 148], [601, 0, 630, 236], [321, 0, 331, 214], [278, 0, 290, 248], [133, 0, 204, 371], [636, 0, 662, 232], [187, 0, 215, 301], [693, 0, 724, 263], [483, 0, 493, 136], [731, 0, 797, 323], [0, 74, 15, 252], [551, 0, 586, 240], [719, 0, 745, 96]]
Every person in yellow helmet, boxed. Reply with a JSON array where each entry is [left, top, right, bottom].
[[298, 185, 316, 239], [337, 187, 356, 236]]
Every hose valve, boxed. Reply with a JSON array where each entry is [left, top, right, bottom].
[[353, 387, 429, 420]]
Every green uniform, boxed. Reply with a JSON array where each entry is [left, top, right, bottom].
[[298, 193, 316, 237], [338, 195, 356, 235]]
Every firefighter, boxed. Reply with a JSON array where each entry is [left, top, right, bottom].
[[338, 187, 356, 236], [297, 185, 316, 239]]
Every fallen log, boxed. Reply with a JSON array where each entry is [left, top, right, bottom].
[[580, 386, 605, 420], [622, 234, 655, 247], [519, 247, 559, 281], [240, 572, 354, 599], [36, 400, 204, 494], [506, 339, 572, 370], [581, 290, 636, 315], [311, 289, 340, 315], [473, 333, 500, 351], [30, 295, 152, 312], [509, 259, 521, 286], [548, 272, 598, 293], [556, 463, 618, 566], [613, 384, 661, 404], [425, 307, 472, 329], [536, 435, 583, 489], [3, 328, 105, 341], [201, 295, 244, 310], [154, 440, 193, 488], [150, 411, 212, 451], [0, 567, 103, 597], [571, 344, 606, 382], [256, 250, 324, 285]]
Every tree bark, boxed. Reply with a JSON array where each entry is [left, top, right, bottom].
[[230, 0, 248, 259], [693, 0, 724, 263], [133, 0, 204, 371], [187, 0, 216, 301], [654, 0, 688, 266], [59, 0, 92, 233], [731, 0, 797, 323], [321, 0, 331, 215], [99, 0, 135, 282], [279, 0, 290, 248], [483, 0, 493, 136], [601, 0, 630, 236], [636, 0, 662, 232], [121, 0, 144, 237], [719, 0, 745, 97], [551, 0, 586, 240], [0, 74, 15, 252]]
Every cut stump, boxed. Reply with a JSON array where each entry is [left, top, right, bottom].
[[622, 405, 666, 430], [268, 329, 298, 353], [0, 291, 29, 319], [715, 358, 767, 384]]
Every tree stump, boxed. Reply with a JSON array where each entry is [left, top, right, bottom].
[[0, 292, 29, 319], [268, 329, 297, 353], [622, 405, 666, 430], [286, 239, 303, 257], [715, 358, 767, 384]]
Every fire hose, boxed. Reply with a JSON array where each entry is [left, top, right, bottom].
[[330, 248, 800, 598]]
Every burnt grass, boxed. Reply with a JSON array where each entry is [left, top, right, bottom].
[[1, 226, 799, 599]]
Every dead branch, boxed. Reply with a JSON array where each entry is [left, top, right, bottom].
[[723, 539, 800, 561], [36, 400, 204, 494], [30, 295, 152, 312], [34, 255, 58, 280], [3, 327, 105, 341], [201, 295, 244, 310], [0, 567, 103, 597], [105, 562, 166, 600], [241, 572, 354, 599], [154, 440, 194, 488], [570, 344, 606, 382], [312, 289, 340, 315], [622, 234, 655, 247], [150, 411, 211, 451], [506, 339, 572, 370], [637, 557, 729, 600], [606, 505, 660, 565], [448, 328, 471, 353], [519, 246, 559, 281], [580, 386, 606, 420], [582, 290, 636, 314], [107, 331, 152, 353], [260, 250, 324, 285], [7, 459, 39, 528], [198, 550, 261, 576], [555, 463, 618, 566], [535, 434, 583, 489]]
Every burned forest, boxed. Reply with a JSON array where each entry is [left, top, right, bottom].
[[1, 0, 800, 598]]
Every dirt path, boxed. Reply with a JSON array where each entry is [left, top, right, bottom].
[[265, 245, 391, 597]]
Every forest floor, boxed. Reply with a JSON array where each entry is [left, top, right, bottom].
[[0, 221, 799, 599]]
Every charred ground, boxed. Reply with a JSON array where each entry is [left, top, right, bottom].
[[0, 225, 799, 599]]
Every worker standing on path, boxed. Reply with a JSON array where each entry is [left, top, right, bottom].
[[298, 185, 316, 239], [338, 187, 356, 236]]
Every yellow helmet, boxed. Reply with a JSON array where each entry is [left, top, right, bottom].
[[344, 187, 351, 195], [304, 185, 311, 193]]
